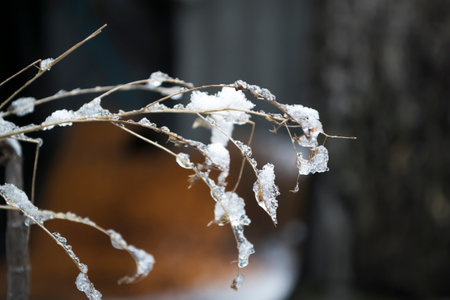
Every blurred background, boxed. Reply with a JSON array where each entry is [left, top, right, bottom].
[[0, 0, 449, 299]]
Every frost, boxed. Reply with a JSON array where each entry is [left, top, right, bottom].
[[0, 183, 53, 225], [283, 104, 323, 144], [205, 143, 230, 184], [40, 58, 54, 70], [214, 191, 250, 226], [231, 273, 245, 290], [9, 97, 36, 116], [252, 163, 279, 224], [76, 272, 102, 300], [297, 145, 329, 175], [176, 152, 193, 169], [187, 87, 255, 145], [147, 71, 170, 88]]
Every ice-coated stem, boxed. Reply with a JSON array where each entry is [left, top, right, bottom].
[[0, 139, 29, 300]]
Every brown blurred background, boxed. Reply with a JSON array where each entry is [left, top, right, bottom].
[[0, 0, 449, 299]]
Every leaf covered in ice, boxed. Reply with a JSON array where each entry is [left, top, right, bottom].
[[252, 163, 280, 224]]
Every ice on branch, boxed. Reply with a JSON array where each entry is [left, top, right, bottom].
[[105, 229, 155, 283], [214, 192, 250, 226], [297, 145, 329, 175], [252, 163, 280, 224], [0, 183, 53, 225], [205, 143, 230, 184], [40, 58, 54, 70], [9, 97, 36, 116], [234, 80, 276, 101], [283, 104, 323, 146], [176, 152, 193, 169], [233, 225, 255, 268], [147, 71, 170, 88], [187, 87, 255, 145], [42, 98, 111, 129], [76, 273, 102, 300], [52, 232, 88, 273]]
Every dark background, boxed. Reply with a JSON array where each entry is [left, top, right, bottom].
[[1, 0, 449, 299]]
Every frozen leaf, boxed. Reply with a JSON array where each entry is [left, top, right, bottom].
[[76, 272, 102, 300], [9, 97, 36, 116], [252, 163, 280, 224], [297, 145, 329, 175], [128, 245, 155, 277]]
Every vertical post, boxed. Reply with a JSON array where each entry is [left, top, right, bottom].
[[0, 139, 29, 300]]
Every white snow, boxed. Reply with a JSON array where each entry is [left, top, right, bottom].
[[205, 143, 230, 184], [187, 87, 255, 145], [9, 97, 36, 116], [0, 117, 19, 135], [252, 164, 279, 224]]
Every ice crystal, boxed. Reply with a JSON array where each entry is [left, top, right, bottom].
[[40, 57, 54, 70], [9, 97, 36, 116], [52, 232, 87, 273], [42, 109, 75, 129], [76, 272, 102, 300], [146, 102, 168, 111], [252, 163, 279, 224], [297, 145, 329, 175]]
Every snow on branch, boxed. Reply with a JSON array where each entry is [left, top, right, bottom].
[[0, 26, 353, 298]]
